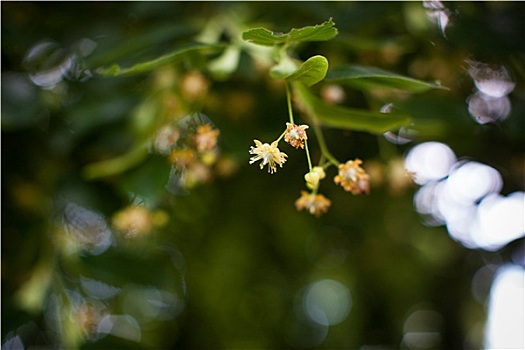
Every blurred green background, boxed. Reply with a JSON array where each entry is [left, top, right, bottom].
[[2, 2, 524, 349]]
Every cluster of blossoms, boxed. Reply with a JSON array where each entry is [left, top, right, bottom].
[[153, 116, 222, 190], [249, 119, 370, 217]]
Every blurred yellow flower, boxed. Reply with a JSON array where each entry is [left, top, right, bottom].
[[112, 205, 153, 237], [334, 159, 370, 195], [194, 124, 220, 153], [295, 191, 331, 217], [284, 122, 309, 149], [153, 124, 180, 154], [249, 140, 288, 174], [181, 70, 209, 102], [169, 148, 196, 167]]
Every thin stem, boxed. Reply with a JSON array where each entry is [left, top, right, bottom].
[[304, 139, 313, 172], [320, 161, 331, 170], [285, 83, 295, 125], [276, 129, 287, 143], [311, 121, 339, 167], [317, 155, 331, 170]]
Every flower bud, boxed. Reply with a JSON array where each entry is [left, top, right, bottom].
[[305, 171, 320, 189], [304, 166, 326, 189]]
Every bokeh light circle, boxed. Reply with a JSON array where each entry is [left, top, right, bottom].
[[303, 279, 352, 326]]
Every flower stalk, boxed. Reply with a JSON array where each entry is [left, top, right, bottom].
[[286, 83, 295, 125]]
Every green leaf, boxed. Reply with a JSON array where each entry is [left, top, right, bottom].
[[293, 83, 411, 134], [86, 23, 195, 68], [242, 28, 288, 46], [286, 55, 328, 86], [96, 43, 224, 77], [288, 18, 338, 43], [242, 18, 337, 46], [326, 65, 447, 92]]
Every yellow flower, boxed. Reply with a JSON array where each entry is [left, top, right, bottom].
[[112, 205, 153, 237], [295, 191, 332, 217], [169, 148, 196, 167], [334, 159, 370, 195], [284, 122, 309, 149], [249, 140, 288, 174], [194, 124, 220, 153]]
